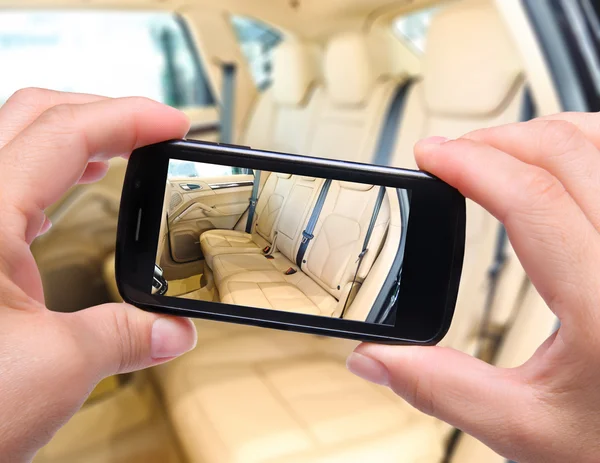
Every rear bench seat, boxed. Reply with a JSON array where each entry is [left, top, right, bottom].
[[200, 172, 294, 268], [210, 175, 324, 283], [152, 2, 530, 462], [213, 180, 391, 317]]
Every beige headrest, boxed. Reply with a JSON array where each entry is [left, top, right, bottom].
[[339, 181, 374, 192], [424, 2, 523, 117], [298, 175, 317, 182], [324, 31, 391, 106], [272, 40, 320, 106], [275, 172, 293, 179]]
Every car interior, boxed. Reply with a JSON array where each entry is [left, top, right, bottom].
[[156, 167, 397, 322], [7, 0, 587, 461]]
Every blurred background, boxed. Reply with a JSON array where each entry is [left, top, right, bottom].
[[1, 0, 599, 462]]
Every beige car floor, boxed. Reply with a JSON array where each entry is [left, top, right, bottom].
[[166, 275, 203, 297]]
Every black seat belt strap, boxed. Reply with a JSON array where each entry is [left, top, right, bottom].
[[372, 78, 415, 167], [296, 179, 332, 267], [220, 63, 236, 144], [340, 186, 386, 319], [246, 170, 261, 234]]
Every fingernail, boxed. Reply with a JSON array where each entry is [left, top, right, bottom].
[[420, 136, 449, 145], [347, 352, 390, 386], [151, 317, 197, 359]]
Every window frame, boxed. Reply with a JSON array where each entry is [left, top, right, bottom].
[[230, 14, 284, 90]]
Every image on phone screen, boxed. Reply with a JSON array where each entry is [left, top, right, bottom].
[[151, 158, 410, 327]]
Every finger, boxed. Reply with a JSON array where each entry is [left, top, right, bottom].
[[62, 303, 197, 378], [0, 97, 190, 242], [0, 88, 107, 149], [415, 138, 600, 331], [347, 344, 533, 462], [538, 112, 600, 149], [464, 119, 600, 229]]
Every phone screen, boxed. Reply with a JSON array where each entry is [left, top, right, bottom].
[[151, 158, 410, 326]]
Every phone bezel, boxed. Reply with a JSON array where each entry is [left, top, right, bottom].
[[116, 140, 465, 345]]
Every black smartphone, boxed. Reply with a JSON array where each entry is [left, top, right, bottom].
[[115, 140, 465, 345]]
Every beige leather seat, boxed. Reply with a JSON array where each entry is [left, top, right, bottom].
[[200, 172, 295, 268], [308, 30, 405, 162], [390, 0, 529, 357], [209, 175, 324, 282], [216, 180, 390, 317], [240, 39, 323, 154]]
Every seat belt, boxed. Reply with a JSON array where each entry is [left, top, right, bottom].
[[246, 170, 261, 234], [372, 78, 416, 166], [477, 87, 536, 356], [339, 186, 386, 319], [220, 63, 236, 144], [296, 179, 332, 267]]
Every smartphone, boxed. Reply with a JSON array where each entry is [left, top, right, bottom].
[[115, 140, 465, 345]]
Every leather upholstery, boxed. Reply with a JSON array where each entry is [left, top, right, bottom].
[[210, 176, 324, 282], [212, 180, 391, 317], [323, 31, 394, 106], [310, 31, 405, 162], [240, 39, 323, 154], [423, 1, 523, 117], [272, 40, 320, 106], [200, 172, 294, 267], [391, 1, 527, 367]]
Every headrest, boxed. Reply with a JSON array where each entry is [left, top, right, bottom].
[[275, 172, 293, 179], [298, 176, 317, 182], [272, 40, 320, 106], [339, 181, 374, 192], [324, 31, 392, 106], [424, 1, 523, 117]]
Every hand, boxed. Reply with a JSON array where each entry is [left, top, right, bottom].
[[347, 113, 600, 463], [0, 89, 197, 463]]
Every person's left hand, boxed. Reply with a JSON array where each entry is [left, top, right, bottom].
[[0, 88, 198, 463]]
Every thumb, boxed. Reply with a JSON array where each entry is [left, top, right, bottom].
[[63, 303, 197, 379], [347, 344, 532, 450]]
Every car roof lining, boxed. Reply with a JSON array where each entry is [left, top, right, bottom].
[[1, 0, 455, 39]]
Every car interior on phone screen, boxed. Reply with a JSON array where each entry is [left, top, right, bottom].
[[154, 159, 403, 325], [7, 0, 596, 461]]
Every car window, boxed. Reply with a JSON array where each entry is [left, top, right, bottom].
[[231, 15, 283, 90], [167, 161, 250, 179], [0, 11, 214, 108], [393, 7, 440, 54]]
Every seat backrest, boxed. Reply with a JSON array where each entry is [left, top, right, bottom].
[[253, 172, 295, 243], [308, 30, 404, 162], [391, 0, 527, 353], [274, 176, 325, 260], [301, 181, 391, 313], [239, 40, 323, 155]]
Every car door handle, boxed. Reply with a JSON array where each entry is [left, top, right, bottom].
[[180, 183, 202, 191]]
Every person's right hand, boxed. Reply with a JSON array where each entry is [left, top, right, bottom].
[[347, 112, 600, 463]]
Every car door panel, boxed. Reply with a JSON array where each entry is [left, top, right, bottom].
[[167, 175, 253, 262]]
